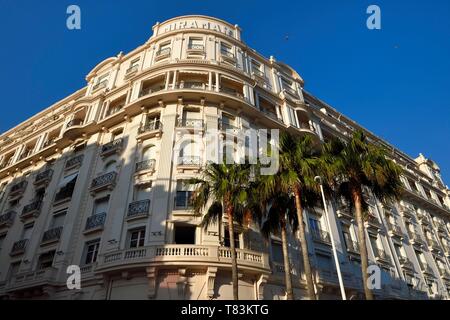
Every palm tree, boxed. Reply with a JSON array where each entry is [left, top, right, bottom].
[[320, 130, 403, 300], [261, 193, 298, 300], [278, 132, 321, 300], [187, 162, 259, 300]]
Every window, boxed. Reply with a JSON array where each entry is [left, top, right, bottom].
[[175, 180, 194, 209], [83, 239, 100, 265], [22, 223, 34, 240], [129, 58, 139, 71], [104, 160, 117, 173], [134, 185, 152, 202], [220, 42, 232, 55], [37, 250, 55, 270], [142, 146, 155, 161], [34, 187, 45, 201], [51, 211, 66, 229], [54, 173, 78, 202], [97, 73, 109, 85], [128, 228, 146, 248], [93, 196, 109, 216], [271, 241, 283, 263], [0, 233, 6, 253], [9, 262, 21, 278], [317, 254, 333, 271], [188, 37, 204, 50], [309, 217, 321, 232], [224, 227, 240, 249], [174, 224, 196, 244], [287, 107, 298, 127]]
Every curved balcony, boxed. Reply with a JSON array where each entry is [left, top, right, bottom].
[[95, 245, 270, 275]]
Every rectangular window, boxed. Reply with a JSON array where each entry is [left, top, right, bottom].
[[175, 180, 194, 209], [174, 224, 196, 244], [51, 211, 66, 228], [188, 37, 204, 50], [0, 233, 6, 253], [9, 262, 21, 278], [130, 58, 139, 68], [54, 173, 78, 202], [93, 196, 110, 216], [97, 73, 109, 84], [37, 250, 55, 270], [271, 241, 283, 263], [129, 228, 146, 248], [22, 223, 34, 240], [287, 107, 298, 127], [83, 239, 100, 265], [224, 227, 240, 249]]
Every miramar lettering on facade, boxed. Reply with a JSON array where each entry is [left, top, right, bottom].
[[154, 17, 239, 39]]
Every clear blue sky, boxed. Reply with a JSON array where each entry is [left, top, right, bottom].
[[0, 1, 449, 183]]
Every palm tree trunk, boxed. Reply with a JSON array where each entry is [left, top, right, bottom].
[[281, 218, 294, 300], [226, 204, 239, 300], [293, 186, 316, 300], [351, 186, 374, 300]]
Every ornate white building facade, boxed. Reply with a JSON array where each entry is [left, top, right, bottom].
[[0, 15, 449, 300]]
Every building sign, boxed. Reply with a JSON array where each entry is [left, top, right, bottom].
[[157, 19, 235, 38]]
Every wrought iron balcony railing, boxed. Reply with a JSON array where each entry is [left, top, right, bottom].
[[90, 172, 117, 192], [176, 118, 204, 129], [101, 138, 123, 156], [135, 159, 156, 173], [65, 154, 83, 169], [0, 211, 16, 228], [127, 200, 151, 219], [92, 80, 108, 91], [311, 229, 331, 244], [10, 181, 27, 197], [155, 48, 171, 60], [177, 156, 201, 166], [42, 227, 63, 244], [34, 169, 53, 185], [10, 239, 28, 256], [187, 43, 205, 52], [139, 120, 162, 134], [85, 212, 107, 231], [66, 118, 84, 128], [21, 200, 42, 219]]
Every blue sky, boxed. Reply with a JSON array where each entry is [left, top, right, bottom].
[[0, 0, 449, 182]]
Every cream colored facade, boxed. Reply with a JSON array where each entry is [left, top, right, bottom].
[[0, 15, 449, 300]]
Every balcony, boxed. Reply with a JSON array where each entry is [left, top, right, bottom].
[[220, 49, 236, 64], [155, 47, 171, 61], [138, 120, 162, 139], [84, 212, 107, 233], [41, 226, 63, 245], [127, 200, 151, 221], [419, 264, 435, 277], [364, 212, 382, 231], [179, 81, 207, 90], [5, 267, 58, 292], [0, 211, 16, 228], [101, 138, 123, 157], [311, 229, 331, 245], [135, 159, 156, 173], [20, 200, 42, 221], [66, 118, 84, 129], [220, 87, 244, 99], [427, 238, 441, 253], [399, 204, 415, 219], [125, 65, 139, 77], [65, 154, 83, 170], [96, 245, 270, 274], [177, 156, 201, 167], [92, 81, 108, 92], [90, 172, 117, 194], [387, 223, 403, 239], [187, 43, 205, 54], [346, 240, 360, 255], [9, 180, 27, 199], [374, 248, 390, 264], [42, 138, 57, 149], [176, 118, 204, 130], [408, 232, 425, 247], [398, 256, 414, 271], [251, 68, 266, 80], [10, 239, 28, 256], [336, 203, 353, 220], [34, 169, 53, 185], [416, 211, 430, 225]]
